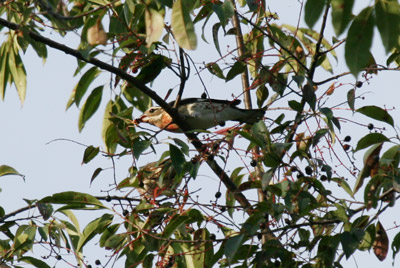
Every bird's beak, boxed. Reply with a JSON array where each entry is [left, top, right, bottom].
[[133, 114, 148, 125]]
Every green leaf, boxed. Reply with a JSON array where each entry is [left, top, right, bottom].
[[355, 133, 390, 152], [37, 203, 53, 221], [392, 231, 400, 260], [375, 0, 400, 53], [256, 85, 269, 108], [132, 139, 152, 159], [212, 1, 234, 28], [19, 256, 51, 268], [212, 23, 222, 56], [330, 178, 353, 197], [102, 101, 118, 154], [123, 84, 152, 112], [0, 44, 10, 100], [206, 62, 225, 79], [331, 0, 354, 36], [77, 214, 113, 252], [135, 55, 167, 84], [90, 168, 103, 186], [145, 8, 164, 47], [317, 235, 340, 267], [347, 88, 355, 111], [169, 144, 185, 175], [8, 48, 26, 104], [68, 67, 101, 109], [345, 7, 375, 76], [171, 0, 197, 50], [0, 165, 23, 178], [78, 86, 103, 132], [341, 229, 365, 259], [304, 0, 326, 28], [356, 105, 394, 127], [224, 234, 244, 263], [82, 146, 100, 164], [162, 215, 190, 238], [40, 191, 106, 209], [226, 61, 246, 82]]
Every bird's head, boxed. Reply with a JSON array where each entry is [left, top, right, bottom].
[[138, 107, 165, 125]]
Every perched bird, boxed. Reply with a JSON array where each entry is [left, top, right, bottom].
[[136, 158, 179, 198], [135, 98, 265, 132]]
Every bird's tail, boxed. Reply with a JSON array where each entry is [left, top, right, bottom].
[[237, 109, 265, 124]]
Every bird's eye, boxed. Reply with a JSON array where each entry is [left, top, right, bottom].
[[149, 108, 156, 113]]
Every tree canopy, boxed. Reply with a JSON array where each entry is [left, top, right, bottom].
[[1, 0, 400, 267]]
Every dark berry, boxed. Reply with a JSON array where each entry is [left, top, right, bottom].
[[191, 157, 197, 164], [220, 206, 226, 212], [356, 81, 363, 88], [250, 159, 257, 167], [215, 191, 222, 199], [55, 255, 62, 260], [368, 123, 374, 130], [290, 166, 298, 172], [344, 135, 351, 142], [305, 166, 313, 175], [201, 92, 207, 99], [105, 195, 111, 202], [219, 121, 225, 127], [210, 234, 216, 240], [257, 233, 262, 240], [284, 218, 291, 224], [343, 144, 351, 151], [88, 266, 92, 268], [123, 210, 129, 216], [320, 175, 328, 181], [95, 260, 101, 265]]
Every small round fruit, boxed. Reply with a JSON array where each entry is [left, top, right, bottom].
[[344, 135, 351, 142], [343, 144, 351, 151], [201, 92, 207, 99], [95, 260, 101, 265], [123, 210, 129, 216], [368, 123, 374, 130], [210, 234, 216, 240], [215, 191, 222, 199], [320, 175, 328, 181], [356, 81, 363, 88], [305, 166, 313, 175], [250, 159, 257, 167], [105, 195, 111, 202]]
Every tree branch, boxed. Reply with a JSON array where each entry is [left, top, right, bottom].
[[0, 18, 254, 214]]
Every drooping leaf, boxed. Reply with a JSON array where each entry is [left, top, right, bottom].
[[212, 1, 234, 28], [347, 88, 355, 111], [90, 168, 103, 186], [8, 49, 26, 104], [68, 67, 101, 109], [375, 0, 400, 53], [345, 7, 375, 76], [82, 146, 100, 164], [171, 0, 197, 50], [162, 215, 190, 238], [353, 143, 382, 194], [212, 22, 222, 56], [0, 165, 23, 178], [37, 203, 53, 221], [373, 221, 389, 261], [304, 0, 326, 28], [226, 61, 246, 82], [331, 0, 355, 36], [145, 8, 164, 47], [224, 234, 244, 263], [169, 144, 185, 175], [357, 105, 394, 127], [102, 100, 118, 154], [78, 86, 103, 132], [341, 229, 364, 259]]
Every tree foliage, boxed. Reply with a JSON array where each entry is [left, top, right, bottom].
[[1, 0, 400, 267]]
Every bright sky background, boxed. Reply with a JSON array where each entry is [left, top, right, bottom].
[[1, 0, 400, 267]]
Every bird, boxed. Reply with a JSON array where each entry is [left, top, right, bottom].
[[136, 158, 179, 198], [135, 98, 265, 132]]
